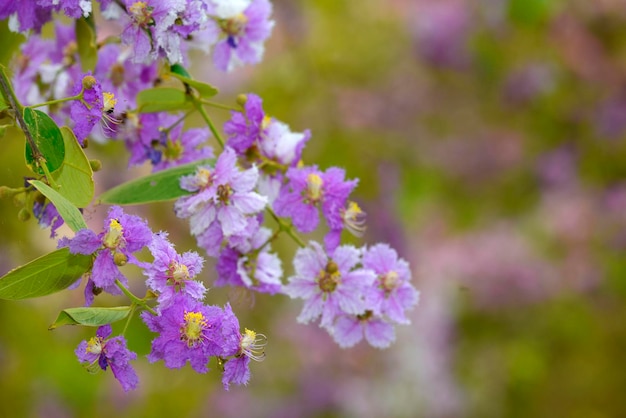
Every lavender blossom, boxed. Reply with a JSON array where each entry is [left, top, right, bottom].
[[331, 312, 396, 349], [215, 226, 282, 294], [33, 201, 64, 239], [174, 146, 267, 243], [224, 93, 310, 171], [208, 0, 275, 72], [144, 233, 206, 309], [273, 166, 358, 240], [75, 324, 139, 392], [283, 241, 376, 330], [61, 206, 153, 299], [362, 243, 419, 324], [141, 295, 241, 373]]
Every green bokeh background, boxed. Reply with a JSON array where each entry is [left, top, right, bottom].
[[2, 0, 626, 417]]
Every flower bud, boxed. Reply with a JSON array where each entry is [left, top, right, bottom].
[[17, 207, 30, 221], [114, 251, 128, 266], [0, 186, 17, 199], [82, 75, 97, 90], [236, 94, 248, 108], [89, 159, 102, 172]]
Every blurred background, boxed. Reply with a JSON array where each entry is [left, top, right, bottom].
[[2, 0, 626, 416]]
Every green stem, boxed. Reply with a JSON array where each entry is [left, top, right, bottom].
[[192, 98, 224, 149], [257, 227, 282, 253], [199, 99, 241, 112], [29, 93, 82, 109], [267, 207, 306, 248], [163, 109, 193, 134], [0, 65, 42, 163], [115, 279, 157, 315], [121, 304, 137, 336]]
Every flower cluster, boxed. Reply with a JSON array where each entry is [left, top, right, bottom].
[[7, 0, 274, 71], [0, 0, 419, 395], [284, 242, 418, 348], [171, 92, 418, 348], [63, 207, 265, 391]]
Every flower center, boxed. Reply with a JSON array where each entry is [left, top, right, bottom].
[[182, 311, 207, 347], [318, 261, 340, 293], [239, 328, 267, 361], [163, 138, 184, 161], [103, 219, 123, 249], [305, 173, 323, 203], [217, 184, 233, 205], [86, 336, 103, 355], [341, 201, 367, 237], [168, 261, 190, 286], [129, 2, 153, 27], [380, 271, 399, 294], [103, 92, 117, 114], [221, 13, 248, 37], [196, 168, 213, 189]]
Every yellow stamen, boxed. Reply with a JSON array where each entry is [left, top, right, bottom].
[[306, 173, 323, 202], [103, 219, 123, 249], [182, 311, 207, 347]]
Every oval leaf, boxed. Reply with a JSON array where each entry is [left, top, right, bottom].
[[23, 108, 65, 174], [136, 87, 193, 113], [0, 248, 92, 300], [75, 18, 97, 72], [29, 179, 88, 232], [49, 127, 95, 207], [169, 64, 219, 98], [98, 159, 213, 205], [49, 306, 131, 330]]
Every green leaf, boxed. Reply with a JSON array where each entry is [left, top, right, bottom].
[[0, 248, 92, 300], [169, 64, 219, 98], [49, 306, 132, 330], [75, 18, 97, 72], [23, 108, 65, 174], [29, 180, 88, 232], [49, 127, 95, 207], [98, 159, 213, 205], [136, 87, 193, 113]]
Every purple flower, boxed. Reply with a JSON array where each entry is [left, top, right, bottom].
[[174, 146, 267, 240], [33, 201, 64, 239], [121, 0, 186, 63], [141, 295, 241, 373], [324, 200, 367, 252], [209, 0, 275, 72], [95, 43, 159, 113], [221, 327, 266, 390], [273, 166, 358, 238], [215, 226, 282, 294], [224, 94, 310, 173], [70, 74, 109, 145], [331, 312, 396, 349], [62, 206, 153, 298], [1, 1, 54, 33], [362, 243, 419, 324], [75, 324, 139, 392], [283, 241, 376, 330], [144, 233, 206, 309]]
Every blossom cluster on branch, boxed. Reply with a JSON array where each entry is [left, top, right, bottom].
[[0, 0, 419, 392]]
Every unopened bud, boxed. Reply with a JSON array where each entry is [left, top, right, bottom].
[[89, 159, 102, 172], [0, 186, 17, 199], [17, 207, 30, 221], [82, 75, 97, 90], [326, 261, 339, 274], [236, 94, 248, 108], [113, 251, 128, 266]]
